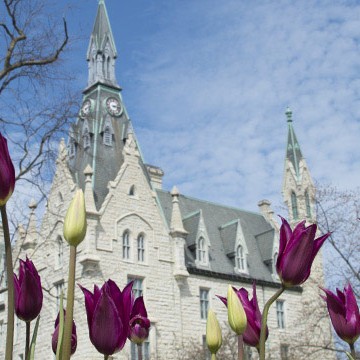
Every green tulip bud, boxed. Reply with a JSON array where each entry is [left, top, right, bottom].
[[63, 189, 87, 247], [206, 309, 222, 355], [227, 285, 247, 335]]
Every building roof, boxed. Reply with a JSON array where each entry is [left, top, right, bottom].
[[156, 189, 277, 283]]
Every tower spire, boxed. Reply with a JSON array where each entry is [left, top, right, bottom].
[[87, 0, 118, 88], [285, 107, 303, 181]]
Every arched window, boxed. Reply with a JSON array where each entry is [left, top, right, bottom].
[[236, 245, 245, 271], [83, 128, 90, 149], [197, 237, 206, 264], [69, 139, 76, 157], [122, 230, 130, 260], [291, 192, 298, 220], [107, 56, 111, 79], [305, 190, 311, 218], [129, 185, 135, 196], [137, 234, 145, 262], [104, 126, 112, 146], [56, 236, 63, 268]]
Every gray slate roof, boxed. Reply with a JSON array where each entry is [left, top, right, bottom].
[[156, 190, 276, 283]]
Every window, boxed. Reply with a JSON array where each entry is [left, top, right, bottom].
[[122, 231, 130, 260], [128, 277, 143, 299], [276, 300, 285, 329], [129, 185, 135, 196], [280, 344, 289, 360], [104, 126, 112, 146], [83, 129, 90, 149], [236, 245, 245, 271], [197, 237, 206, 264], [291, 192, 298, 220], [56, 236, 64, 268], [131, 340, 150, 360], [137, 234, 145, 262], [305, 190, 311, 218], [55, 282, 64, 314], [200, 288, 209, 320], [69, 139, 76, 158]]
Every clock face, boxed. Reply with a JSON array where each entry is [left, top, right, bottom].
[[80, 99, 92, 118], [106, 97, 122, 117]]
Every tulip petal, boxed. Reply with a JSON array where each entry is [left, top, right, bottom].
[[90, 289, 122, 355], [79, 284, 96, 334]]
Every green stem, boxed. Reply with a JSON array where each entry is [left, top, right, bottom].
[[25, 321, 30, 360], [104, 356, 109, 360], [259, 286, 285, 360], [211, 354, 217, 360], [137, 343, 143, 360], [62, 246, 76, 360], [350, 343, 356, 359], [238, 335, 244, 360], [1, 205, 14, 360]]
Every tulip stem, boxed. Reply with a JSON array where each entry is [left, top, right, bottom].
[[137, 343, 143, 360], [25, 321, 30, 360], [1, 205, 14, 360], [211, 355, 217, 360], [63, 245, 76, 360], [104, 356, 109, 360], [259, 286, 285, 360], [350, 343, 356, 358], [238, 335, 244, 360]]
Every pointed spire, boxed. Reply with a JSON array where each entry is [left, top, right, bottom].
[[170, 187, 188, 237], [22, 200, 38, 250], [87, 0, 118, 87], [285, 107, 303, 180]]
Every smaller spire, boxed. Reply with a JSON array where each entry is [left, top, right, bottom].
[[285, 106, 292, 122], [83, 165, 97, 213], [170, 186, 187, 237], [22, 200, 38, 251]]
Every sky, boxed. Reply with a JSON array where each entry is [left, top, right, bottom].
[[13, 0, 360, 215]]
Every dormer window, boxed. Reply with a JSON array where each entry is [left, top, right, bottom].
[[236, 245, 245, 271], [291, 192, 298, 220], [122, 230, 130, 260], [104, 126, 112, 146], [56, 236, 64, 268], [197, 237, 207, 265], [83, 128, 90, 149], [129, 185, 136, 196]]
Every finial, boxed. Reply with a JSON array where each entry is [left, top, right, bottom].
[[285, 107, 292, 122], [171, 186, 180, 197], [28, 199, 37, 210]]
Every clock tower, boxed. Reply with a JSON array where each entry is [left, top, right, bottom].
[[68, 0, 132, 210]]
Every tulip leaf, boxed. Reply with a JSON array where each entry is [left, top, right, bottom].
[[345, 352, 355, 360], [56, 292, 64, 360], [29, 315, 40, 360]]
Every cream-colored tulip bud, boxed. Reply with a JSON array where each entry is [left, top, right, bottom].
[[227, 285, 247, 335], [63, 189, 87, 247], [206, 309, 222, 354]]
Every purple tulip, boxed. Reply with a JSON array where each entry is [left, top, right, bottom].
[[276, 217, 330, 287], [79, 280, 134, 356], [217, 283, 267, 348], [14, 257, 43, 322], [321, 284, 360, 345], [52, 311, 77, 355], [0, 133, 15, 206], [129, 296, 150, 344]]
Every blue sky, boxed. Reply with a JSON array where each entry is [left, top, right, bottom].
[[31, 0, 360, 213]]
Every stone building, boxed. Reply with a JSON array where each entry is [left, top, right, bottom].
[[0, 1, 335, 359]]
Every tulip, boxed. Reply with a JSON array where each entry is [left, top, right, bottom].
[[276, 216, 330, 287], [52, 311, 77, 356], [227, 285, 247, 335], [321, 284, 360, 345], [218, 283, 267, 348], [63, 189, 87, 247], [129, 296, 150, 344], [0, 133, 15, 206], [14, 257, 43, 322], [206, 309, 222, 355], [79, 280, 134, 356]]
